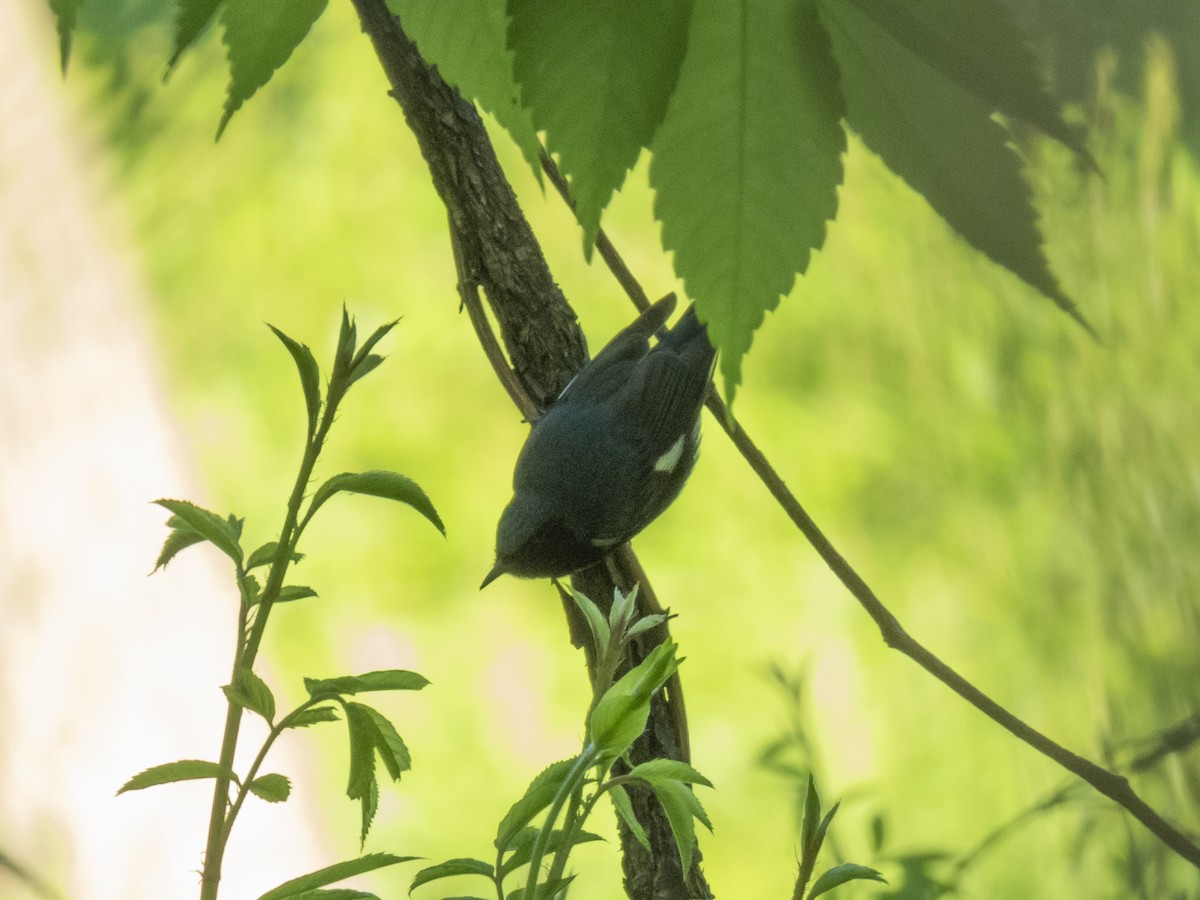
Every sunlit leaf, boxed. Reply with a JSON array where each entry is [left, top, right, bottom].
[[305, 670, 429, 698], [807, 862, 887, 898], [509, 0, 692, 253], [495, 757, 579, 849], [626, 758, 712, 788], [288, 705, 340, 728], [409, 858, 494, 891], [257, 853, 416, 900], [118, 759, 238, 794], [153, 499, 243, 566], [268, 324, 322, 436], [645, 779, 709, 874], [305, 470, 445, 536], [168, 0, 224, 72], [608, 784, 649, 851], [349, 702, 412, 781], [218, 0, 329, 138], [589, 641, 679, 761], [152, 524, 206, 572], [223, 667, 276, 723], [248, 773, 291, 803], [276, 585, 318, 603], [651, 0, 845, 404]]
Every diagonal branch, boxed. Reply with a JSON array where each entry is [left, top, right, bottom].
[[538, 154, 1200, 870]]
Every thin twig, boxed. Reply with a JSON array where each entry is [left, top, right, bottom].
[[537, 153, 1200, 870]]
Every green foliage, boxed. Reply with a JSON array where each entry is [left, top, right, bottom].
[[303, 470, 445, 536], [257, 853, 417, 900], [118, 759, 239, 794], [414, 588, 712, 900], [791, 775, 886, 900], [508, 0, 692, 255], [651, 0, 845, 406], [54, 0, 1091, 402], [169, 0, 224, 72], [125, 315, 437, 898], [218, 0, 329, 138], [47, 0, 85, 71], [817, 0, 1093, 336]]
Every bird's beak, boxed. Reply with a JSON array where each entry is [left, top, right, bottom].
[[479, 562, 505, 590]]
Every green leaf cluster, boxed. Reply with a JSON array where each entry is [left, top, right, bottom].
[[49, 0, 1094, 405], [125, 313, 439, 899]]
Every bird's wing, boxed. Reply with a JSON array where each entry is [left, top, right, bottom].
[[556, 295, 677, 404]]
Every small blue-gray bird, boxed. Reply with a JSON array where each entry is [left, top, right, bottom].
[[481, 294, 715, 588]]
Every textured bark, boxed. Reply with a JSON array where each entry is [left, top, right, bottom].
[[351, 2, 712, 897]]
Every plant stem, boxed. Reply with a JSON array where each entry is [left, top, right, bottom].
[[523, 753, 595, 900], [198, 383, 341, 900]]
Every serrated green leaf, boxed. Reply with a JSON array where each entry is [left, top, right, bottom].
[[843, 0, 1093, 167], [409, 858, 494, 891], [495, 757, 579, 849], [224, 667, 276, 723], [646, 779, 707, 874], [589, 641, 679, 761], [48, 0, 85, 72], [152, 525, 207, 572], [509, 0, 692, 254], [305, 471, 444, 536], [344, 704, 379, 845], [257, 853, 417, 900], [817, 0, 1093, 335], [287, 705, 340, 728], [277, 891, 377, 900], [277, 585, 318, 603], [626, 758, 712, 788], [347, 702, 411, 782], [505, 875, 574, 900], [807, 862, 887, 899], [651, 0, 845, 405], [387, 0, 543, 179], [154, 499, 243, 566], [247, 540, 305, 571], [248, 773, 292, 802], [608, 784, 650, 851], [268, 324, 322, 436], [118, 759, 238, 794], [218, 0, 329, 138], [569, 588, 610, 657], [168, 0, 224, 73], [305, 670, 430, 698]]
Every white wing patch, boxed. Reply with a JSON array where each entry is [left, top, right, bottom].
[[653, 434, 686, 474]]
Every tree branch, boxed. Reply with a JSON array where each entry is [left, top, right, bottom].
[[350, 2, 710, 896], [538, 154, 1200, 871]]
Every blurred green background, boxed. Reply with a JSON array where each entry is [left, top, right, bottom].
[[51, 1, 1200, 897]]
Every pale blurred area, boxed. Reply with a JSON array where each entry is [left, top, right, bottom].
[[0, 3, 324, 897]]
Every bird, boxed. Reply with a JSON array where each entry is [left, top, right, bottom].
[[481, 294, 715, 588]]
